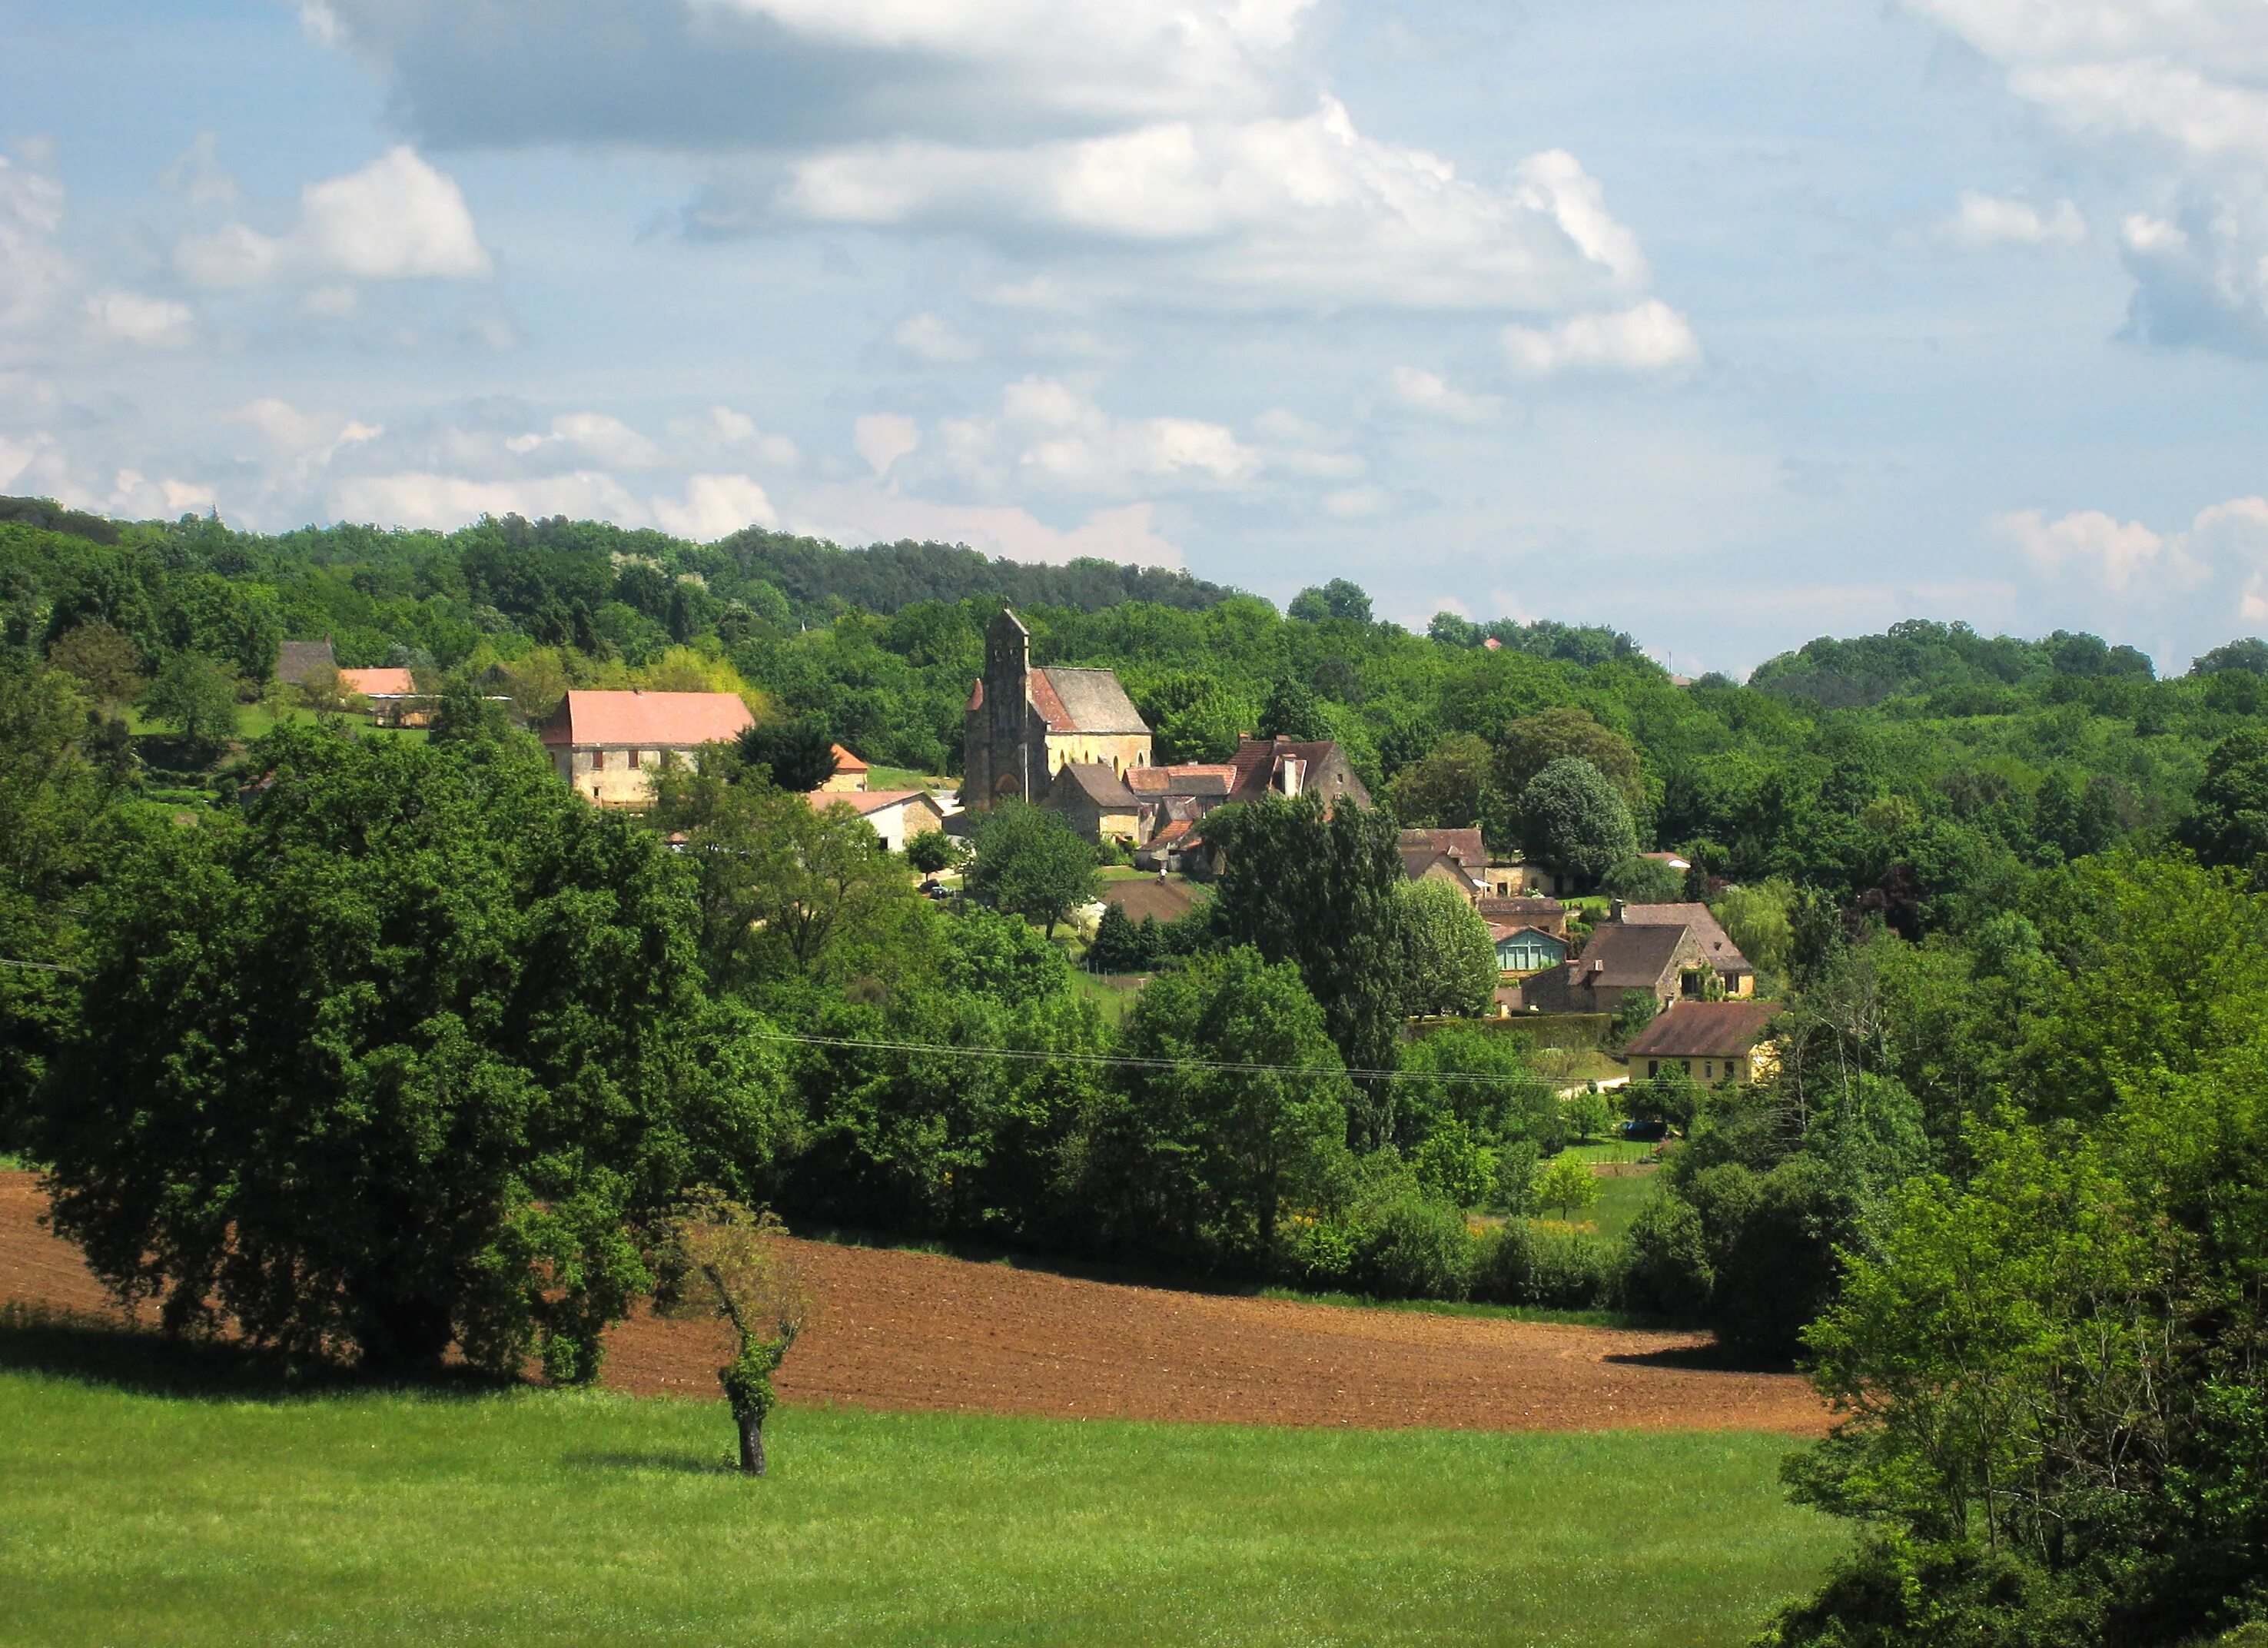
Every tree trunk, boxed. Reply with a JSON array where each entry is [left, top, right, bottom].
[[736, 1409, 767, 1476]]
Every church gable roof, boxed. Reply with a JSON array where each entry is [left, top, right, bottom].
[[1034, 666, 1149, 736]]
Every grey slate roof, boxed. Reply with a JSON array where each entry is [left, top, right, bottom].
[[1569, 924, 1691, 992], [1612, 902, 1752, 975], [1035, 666, 1151, 736], [1056, 761, 1141, 809]]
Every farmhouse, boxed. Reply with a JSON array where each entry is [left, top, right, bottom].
[[339, 666, 427, 727], [1401, 844, 1483, 901], [1622, 1000, 1782, 1085], [809, 788, 945, 852], [1612, 902, 1755, 997], [963, 607, 1152, 809], [540, 689, 754, 808]]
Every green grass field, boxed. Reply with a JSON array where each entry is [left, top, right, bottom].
[[0, 1337, 1840, 1648], [1071, 969, 1147, 1025]]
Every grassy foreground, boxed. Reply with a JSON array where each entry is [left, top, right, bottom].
[[0, 1350, 1841, 1647]]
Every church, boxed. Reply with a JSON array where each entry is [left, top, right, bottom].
[[961, 607, 1154, 808]]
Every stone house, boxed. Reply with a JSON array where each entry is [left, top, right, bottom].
[[1611, 902, 1755, 996], [962, 608, 1152, 809], [1400, 846, 1482, 901], [1622, 1000, 1782, 1085], [339, 667, 427, 727], [1049, 761, 1144, 846], [540, 689, 755, 808]]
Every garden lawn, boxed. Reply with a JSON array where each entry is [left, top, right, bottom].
[[0, 1361, 1840, 1648]]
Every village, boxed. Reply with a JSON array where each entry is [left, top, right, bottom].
[[271, 606, 1782, 1095]]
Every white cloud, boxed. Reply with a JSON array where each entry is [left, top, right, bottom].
[[651, 473, 779, 538], [1383, 364, 1494, 421], [1935, 190, 2087, 248], [0, 151, 70, 335], [84, 289, 194, 347], [1323, 484, 1389, 518], [176, 147, 490, 290], [1904, 0, 2268, 352], [237, 397, 384, 463], [972, 377, 1260, 492], [666, 404, 802, 467], [506, 410, 666, 469], [1993, 506, 2178, 592], [792, 489, 1185, 566], [890, 311, 981, 363], [1501, 299, 1702, 379], [854, 411, 922, 475], [757, 108, 1649, 311]]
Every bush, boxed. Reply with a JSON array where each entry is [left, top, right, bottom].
[[1471, 1221, 1613, 1310], [1343, 1188, 1474, 1300], [1619, 1190, 1711, 1319]]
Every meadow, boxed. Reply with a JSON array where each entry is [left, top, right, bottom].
[[0, 1325, 1841, 1648]]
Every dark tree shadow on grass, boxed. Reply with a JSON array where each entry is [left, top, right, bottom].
[[561, 1452, 743, 1477], [0, 1302, 516, 1404]]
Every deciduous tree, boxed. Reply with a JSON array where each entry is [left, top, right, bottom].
[[653, 1196, 813, 1475]]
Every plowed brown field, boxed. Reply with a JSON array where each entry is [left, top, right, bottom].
[[1, 1170, 1826, 1434]]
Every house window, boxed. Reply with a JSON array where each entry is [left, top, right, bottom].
[[1681, 1060, 1692, 1075], [1704, 1061, 1714, 1078], [628, 749, 642, 770], [1648, 1061, 1658, 1078]]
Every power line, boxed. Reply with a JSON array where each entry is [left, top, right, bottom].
[[750, 1028, 1542, 1086]]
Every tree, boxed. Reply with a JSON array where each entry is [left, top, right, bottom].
[[1601, 854, 1685, 903], [45, 623, 144, 709], [0, 659, 107, 1145], [1207, 791, 1410, 1142], [1519, 757, 1636, 889], [294, 663, 368, 717], [1713, 879, 1795, 977], [143, 653, 240, 763], [736, 719, 838, 792], [905, 829, 960, 874], [2178, 729, 2268, 876], [31, 726, 785, 1377], [1288, 579, 1372, 624], [1398, 878, 1499, 1018], [1086, 902, 1152, 973], [1562, 1086, 1612, 1142], [1530, 1152, 1599, 1221], [1387, 733, 1496, 831], [1259, 676, 1330, 741], [1091, 947, 1353, 1265], [1496, 706, 1645, 819], [653, 1196, 813, 1475], [652, 753, 928, 992], [967, 801, 1097, 935]]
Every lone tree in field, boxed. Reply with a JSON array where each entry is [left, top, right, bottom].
[[656, 1197, 814, 1476], [1531, 1151, 1600, 1223]]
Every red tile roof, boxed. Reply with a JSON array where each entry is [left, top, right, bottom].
[[340, 667, 417, 698], [540, 690, 755, 748], [1026, 666, 1074, 733], [830, 743, 869, 772]]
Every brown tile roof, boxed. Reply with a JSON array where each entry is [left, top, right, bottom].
[[1129, 764, 1236, 796], [966, 678, 985, 713], [1622, 1000, 1782, 1058], [1227, 736, 1366, 805], [1478, 895, 1564, 922], [1400, 827, 1486, 867], [1400, 847, 1480, 892], [1569, 924, 1690, 992], [1034, 666, 1149, 735], [277, 640, 336, 685], [340, 667, 417, 698], [1613, 902, 1752, 974], [1056, 762, 1141, 809], [540, 689, 755, 748]]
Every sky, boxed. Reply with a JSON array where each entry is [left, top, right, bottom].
[[2, 1, 2267, 676]]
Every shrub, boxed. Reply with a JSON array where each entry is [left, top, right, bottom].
[[1343, 1188, 1473, 1301], [1471, 1221, 1612, 1310]]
